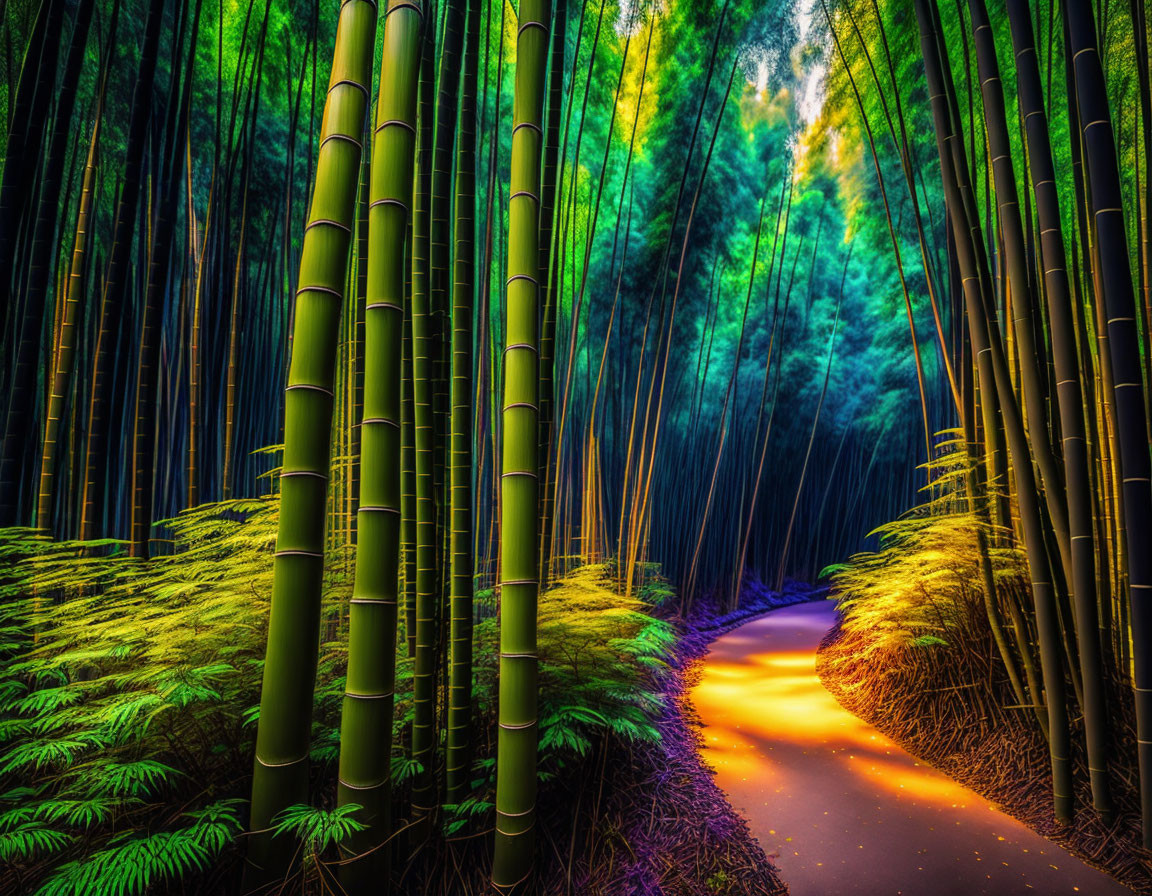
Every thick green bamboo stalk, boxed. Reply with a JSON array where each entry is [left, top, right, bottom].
[[446, 0, 480, 806], [245, 0, 376, 883], [492, 0, 551, 888], [1064, 0, 1152, 846], [336, 1, 422, 887], [351, 124, 371, 538]]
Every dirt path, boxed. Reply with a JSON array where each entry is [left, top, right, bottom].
[[690, 599, 1134, 896]]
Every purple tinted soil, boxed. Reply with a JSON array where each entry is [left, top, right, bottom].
[[577, 576, 813, 895]]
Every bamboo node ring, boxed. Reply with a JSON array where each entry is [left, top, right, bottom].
[[376, 118, 417, 135], [296, 284, 343, 298], [286, 383, 335, 397], [256, 754, 308, 768], [338, 778, 387, 790], [321, 133, 362, 151], [306, 217, 353, 234]]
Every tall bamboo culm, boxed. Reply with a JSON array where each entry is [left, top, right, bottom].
[[1064, 0, 1152, 846], [408, 1, 438, 829], [335, 0, 423, 888], [245, 0, 376, 884], [914, 0, 1073, 824], [492, 0, 551, 888], [447, 0, 480, 805], [37, 117, 99, 532], [1003, 0, 1113, 821]]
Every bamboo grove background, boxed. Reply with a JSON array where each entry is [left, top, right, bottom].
[[9, 0, 1152, 889], [0, 0, 934, 603], [0, 0, 937, 890]]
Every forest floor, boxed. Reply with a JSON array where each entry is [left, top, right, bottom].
[[817, 606, 1152, 895], [576, 578, 812, 895], [695, 600, 1135, 896]]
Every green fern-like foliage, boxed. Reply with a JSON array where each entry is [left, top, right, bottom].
[[826, 431, 1027, 662], [263, 802, 366, 890], [0, 497, 353, 894], [271, 802, 364, 857], [32, 801, 244, 896], [0, 494, 672, 890], [475, 565, 672, 774]]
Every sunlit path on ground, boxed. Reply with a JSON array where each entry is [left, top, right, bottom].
[[691, 600, 1134, 896]]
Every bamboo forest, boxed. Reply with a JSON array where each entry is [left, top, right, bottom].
[[10, 0, 1152, 893]]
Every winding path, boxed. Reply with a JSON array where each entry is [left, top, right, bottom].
[[690, 599, 1134, 896]]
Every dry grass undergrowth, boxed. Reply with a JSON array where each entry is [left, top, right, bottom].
[[817, 499, 1152, 894]]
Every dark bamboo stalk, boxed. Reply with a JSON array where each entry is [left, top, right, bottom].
[[80, 0, 165, 541], [1006, 0, 1113, 820], [916, 0, 1073, 824], [1065, 0, 1152, 845]]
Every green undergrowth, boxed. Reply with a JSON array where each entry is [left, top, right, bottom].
[[0, 499, 673, 895], [821, 431, 1026, 661], [825, 510, 1025, 661]]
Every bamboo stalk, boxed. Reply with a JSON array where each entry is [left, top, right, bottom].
[[245, 1, 377, 882], [492, 0, 551, 886], [336, 2, 422, 886]]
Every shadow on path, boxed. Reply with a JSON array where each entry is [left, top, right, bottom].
[[690, 599, 1134, 896]]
